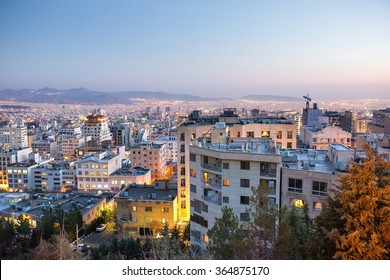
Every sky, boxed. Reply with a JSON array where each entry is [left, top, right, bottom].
[[0, 0, 389, 99]]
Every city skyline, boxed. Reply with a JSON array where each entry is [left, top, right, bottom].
[[1, 0, 390, 99]]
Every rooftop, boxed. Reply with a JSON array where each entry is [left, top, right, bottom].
[[190, 139, 279, 155], [116, 185, 177, 201], [329, 144, 351, 151], [281, 149, 336, 173], [110, 166, 151, 177]]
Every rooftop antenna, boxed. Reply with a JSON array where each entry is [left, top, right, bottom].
[[303, 94, 312, 110]]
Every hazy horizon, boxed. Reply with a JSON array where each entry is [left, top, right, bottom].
[[1, 0, 389, 99]]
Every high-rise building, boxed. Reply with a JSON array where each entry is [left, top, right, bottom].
[[152, 136, 177, 162], [188, 127, 281, 250], [176, 110, 296, 223], [0, 148, 32, 191], [302, 103, 322, 126], [82, 109, 112, 142], [110, 122, 132, 148], [372, 108, 390, 135], [294, 113, 303, 136], [0, 118, 28, 151]]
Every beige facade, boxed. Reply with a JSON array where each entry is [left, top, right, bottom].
[[115, 185, 178, 237], [0, 148, 32, 191], [109, 167, 152, 192], [300, 125, 352, 149], [129, 143, 168, 181]]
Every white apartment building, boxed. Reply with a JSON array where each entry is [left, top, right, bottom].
[[60, 137, 89, 160], [75, 150, 122, 192], [189, 128, 281, 250], [177, 114, 296, 223], [109, 166, 152, 192], [32, 165, 76, 192], [0, 118, 28, 151], [300, 125, 352, 150], [82, 110, 112, 142], [0, 148, 32, 190], [58, 121, 82, 141], [152, 136, 177, 162]]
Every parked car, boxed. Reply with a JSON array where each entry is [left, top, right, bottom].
[[96, 224, 107, 232]]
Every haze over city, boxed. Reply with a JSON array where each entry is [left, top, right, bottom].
[[1, 0, 389, 99]]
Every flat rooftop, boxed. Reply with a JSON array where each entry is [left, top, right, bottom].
[[281, 149, 336, 173], [191, 139, 279, 155], [110, 166, 151, 177], [329, 144, 351, 151], [116, 185, 177, 201]]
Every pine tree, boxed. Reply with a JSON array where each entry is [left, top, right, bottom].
[[207, 206, 248, 259], [335, 146, 390, 260]]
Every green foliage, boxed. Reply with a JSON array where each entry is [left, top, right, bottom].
[[207, 206, 248, 259]]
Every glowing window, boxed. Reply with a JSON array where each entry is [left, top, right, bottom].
[[223, 179, 230, 186], [291, 199, 304, 208]]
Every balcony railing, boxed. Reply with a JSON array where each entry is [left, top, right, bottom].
[[201, 163, 222, 173], [260, 169, 277, 177], [201, 178, 222, 189], [267, 188, 276, 196], [202, 195, 222, 206]]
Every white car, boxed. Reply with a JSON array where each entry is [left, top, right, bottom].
[[96, 224, 107, 232]]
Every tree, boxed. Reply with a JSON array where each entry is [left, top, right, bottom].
[[0, 219, 16, 258], [181, 223, 191, 249], [245, 182, 278, 259], [207, 206, 248, 259], [335, 146, 390, 260]]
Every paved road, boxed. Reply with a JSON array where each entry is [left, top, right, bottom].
[[81, 222, 118, 247]]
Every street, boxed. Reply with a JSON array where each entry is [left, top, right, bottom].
[[81, 222, 118, 248]]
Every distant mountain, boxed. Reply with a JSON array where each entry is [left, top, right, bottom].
[[0, 87, 217, 104], [240, 95, 301, 102]]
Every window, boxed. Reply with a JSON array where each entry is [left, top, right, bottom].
[[291, 199, 304, 208], [162, 207, 169, 213], [180, 133, 185, 141], [246, 131, 254, 137], [223, 196, 229, 203], [288, 178, 303, 193], [287, 142, 293, 148], [203, 156, 208, 164], [181, 189, 186, 197], [260, 162, 277, 177], [223, 179, 230, 186], [190, 169, 196, 177], [240, 161, 250, 170], [91, 164, 95, 168], [132, 206, 137, 211], [240, 213, 249, 221], [261, 131, 270, 137], [180, 167, 185, 175], [312, 181, 327, 196], [190, 154, 196, 162], [85, 171, 89, 175], [181, 201, 186, 209], [103, 164, 107, 169], [180, 179, 186, 187], [180, 156, 185, 164], [313, 201, 322, 210], [78, 171, 82, 175], [191, 184, 197, 193], [287, 131, 293, 139], [223, 163, 229, 169], [90, 171, 95, 176], [84, 164, 88, 168], [162, 218, 168, 224], [276, 131, 282, 139], [240, 178, 250, 188], [180, 144, 185, 153], [237, 131, 241, 137], [145, 207, 152, 212], [240, 196, 250, 205]]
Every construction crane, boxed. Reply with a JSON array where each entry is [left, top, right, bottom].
[[303, 94, 311, 109]]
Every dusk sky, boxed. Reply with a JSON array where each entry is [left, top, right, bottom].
[[1, 0, 389, 99]]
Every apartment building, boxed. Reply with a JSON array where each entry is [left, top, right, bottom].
[[32, 139, 58, 159], [280, 144, 364, 219], [176, 110, 295, 223], [129, 142, 168, 181], [82, 110, 112, 142], [152, 136, 177, 162], [300, 125, 352, 149], [60, 137, 89, 160], [110, 122, 132, 148], [115, 184, 178, 237], [0, 148, 32, 191], [188, 127, 281, 250], [109, 166, 152, 192], [75, 150, 123, 193], [0, 118, 28, 151], [32, 164, 76, 192]]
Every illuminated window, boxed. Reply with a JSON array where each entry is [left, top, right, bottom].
[[181, 201, 186, 209], [132, 206, 137, 212], [190, 169, 196, 177], [22, 170, 27, 174], [8, 170, 12, 174], [202, 234, 209, 243], [103, 172, 108, 176], [181, 189, 186, 197], [95, 164, 100, 169], [91, 164, 95, 168], [291, 199, 304, 208], [223, 179, 230, 186], [162, 218, 168, 224], [90, 171, 95, 176], [103, 164, 107, 169], [261, 131, 270, 137], [96, 171, 101, 176], [276, 131, 282, 139], [313, 201, 322, 210]]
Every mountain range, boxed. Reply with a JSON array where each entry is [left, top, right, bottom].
[[0, 87, 301, 104]]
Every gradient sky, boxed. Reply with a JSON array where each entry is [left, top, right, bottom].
[[1, 0, 389, 99]]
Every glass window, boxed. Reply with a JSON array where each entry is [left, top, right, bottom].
[[223, 179, 230, 186], [240, 161, 250, 170], [240, 196, 250, 205], [312, 181, 327, 196], [240, 178, 250, 188], [288, 178, 303, 193]]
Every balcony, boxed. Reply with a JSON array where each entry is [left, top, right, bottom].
[[202, 194, 221, 206], [260, 169, 277, 177], [201, 163, 222, 173], [201, 178, 222, 190], [267, 187, 276, 196]]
